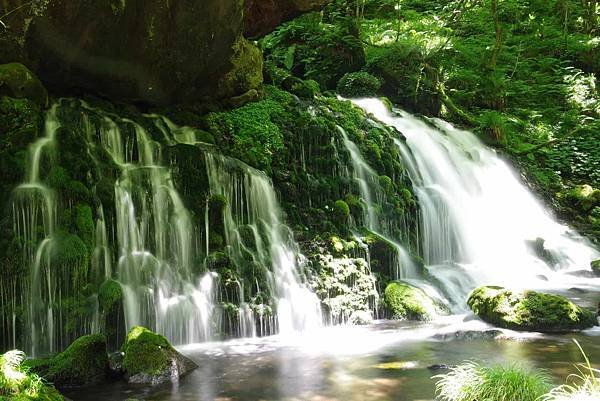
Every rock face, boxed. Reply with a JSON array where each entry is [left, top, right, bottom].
[[44, 334, 110, 387], [0, 0, 262, 105], [244, 0, 331, 38], [384, 282, 445, 321], [468, 286, 597, 332], [122, 326, 198, 385]]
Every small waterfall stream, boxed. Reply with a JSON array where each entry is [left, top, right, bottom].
[[351, 98, 600, 306]]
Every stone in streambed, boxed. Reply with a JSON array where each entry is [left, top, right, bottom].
[[467, 286, 597, 332], [122, 326, 197, 385]]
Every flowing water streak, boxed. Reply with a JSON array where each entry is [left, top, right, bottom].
[[11, 106, 60, 356], [352, 98, 600, 304], [338, 127, 419, 280], [205, 153, 322, 336], [80, 105, 217, 345]]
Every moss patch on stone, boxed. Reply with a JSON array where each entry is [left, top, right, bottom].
[[384, 281, 442, 321], [468, 286, 597, 332], [121, 326, 174, 376], [45, 334, 109, 387], [0, 63, 48, 107]]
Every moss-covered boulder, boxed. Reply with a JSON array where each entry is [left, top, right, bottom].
[[0, 63, 48, 107], [0, 350, 64, 400], [591, 259, 600, 277], [122, 326, 197, 385], [384, 282, 444, 321], [45, 334, 109, 387], [467, 286, 597, 332]]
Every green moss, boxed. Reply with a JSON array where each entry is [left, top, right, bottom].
[[0, 350, 64, 401], [46, 334, 109, 387], [74, 204, 94, 248], [121, 326, 174, 376], [468, 286, 597, 332], [333, 200, 350, 224], [384, 281, 441, 321], [205, 87, 290, 170], [98, 279, 123, 313], [336, 72, 382, 97], [217, 36, 264, 99], [592, 259, 600, 276]]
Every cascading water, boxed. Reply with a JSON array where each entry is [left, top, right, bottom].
[[205, 153, 322, 335], [339, 127, 419, 280], [8, 99, 324, 355], [352, 98, 600, 306]]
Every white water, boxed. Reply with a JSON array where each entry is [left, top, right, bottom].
[[339, 127, 419, 280], [352, 98, 600, 305], [205, 153, 322, 336]]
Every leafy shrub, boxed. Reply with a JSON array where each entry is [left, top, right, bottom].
[[337, 72, 382, 97]]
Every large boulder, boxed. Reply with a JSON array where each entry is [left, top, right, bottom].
[[0, 0, 261, 105], [468, 286, 597, 332], [122, 326, 197, 385], [244, 0, 331, 38], [44, 334, 110, 387], [384, 281, 445, 321]]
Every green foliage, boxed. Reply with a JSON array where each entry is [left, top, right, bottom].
[[435, 361, 552, 401], [46, 334, 108, 387], [122, 326, 173, 376], [262, 13, 365, 88], [205, 87, 292, 170], [336, 72, 382, 97], [468, 286, 597, 332], [0, 350, 64, 401], [383, 281, 441, 321], [592, 259, 600, 276]]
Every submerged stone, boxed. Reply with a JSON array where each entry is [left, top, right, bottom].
[[122, 326, 197, 385], [45, 334, 109, 387], [383, 282, 445, 321], [467, 286, 597, 332]]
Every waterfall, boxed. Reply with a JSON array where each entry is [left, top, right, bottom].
[[352, 98, 600, 306], [205, 153, 322, 335], [339, 127, 419, 280], [10, 99, 323, 355]]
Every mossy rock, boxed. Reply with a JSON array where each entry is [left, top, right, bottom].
[[467, 286, 597, 332], [121, 326, 197, 385], [336, 72, 381, 98], [45, 334, 109, 387], [0, 63, 48, 107], [591, 259, 600, 277], [384, 282, 444, 321], [98, 279, 123, 313]]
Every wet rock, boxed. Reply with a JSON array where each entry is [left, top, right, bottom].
[[427, 364, 456, 371], [468, 286, 597, 332], [433, 329, 503, 341], [349, 310, 373, 325], [108, 351, 125, 379], [566, 269, 597, 278], [122, 326, 197, 385], [569, 287, 588, 294]]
